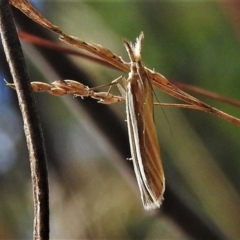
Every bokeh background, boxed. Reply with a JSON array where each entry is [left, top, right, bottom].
[[1, 1, 240, 239]]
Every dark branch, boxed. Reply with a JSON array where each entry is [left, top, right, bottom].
[[0, 1, 49, 239]]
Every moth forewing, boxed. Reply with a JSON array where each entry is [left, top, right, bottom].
[[124, 34, 165, 210]]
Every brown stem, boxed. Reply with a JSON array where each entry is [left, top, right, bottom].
[[0, 1, 49, 239]]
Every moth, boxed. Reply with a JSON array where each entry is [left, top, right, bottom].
[[10, 0, 240, 211], [123, 33, 165, 210], [6, 31, 166, 210]]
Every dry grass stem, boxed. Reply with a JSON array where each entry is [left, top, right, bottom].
[[9, 0, 240, 126]]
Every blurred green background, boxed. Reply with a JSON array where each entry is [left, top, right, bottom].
[[1, 1, 240, 239]]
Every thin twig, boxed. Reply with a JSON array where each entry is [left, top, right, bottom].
[[170, 80, 240, 108], [0, 1, 49, 239]]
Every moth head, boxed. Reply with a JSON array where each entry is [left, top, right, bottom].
[[123, 32, 144, 62]]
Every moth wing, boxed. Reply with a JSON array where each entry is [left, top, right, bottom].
[[126, 77, 165, 210]]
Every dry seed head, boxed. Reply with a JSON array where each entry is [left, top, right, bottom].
[[64, 80, 88, 90], [31, 82, 52, 92], [52, 80, 68, 88], [98, 96, 125, 104], [74, 89, 94, 98], [51, 80, 75, 93], [92, 92, 113, 100], [98, 98, 117, 105], [80, 89, 93, 97], [49, 87, 67, 96]]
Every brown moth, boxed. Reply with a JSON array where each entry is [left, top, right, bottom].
[[123, 33, 165, 210]]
